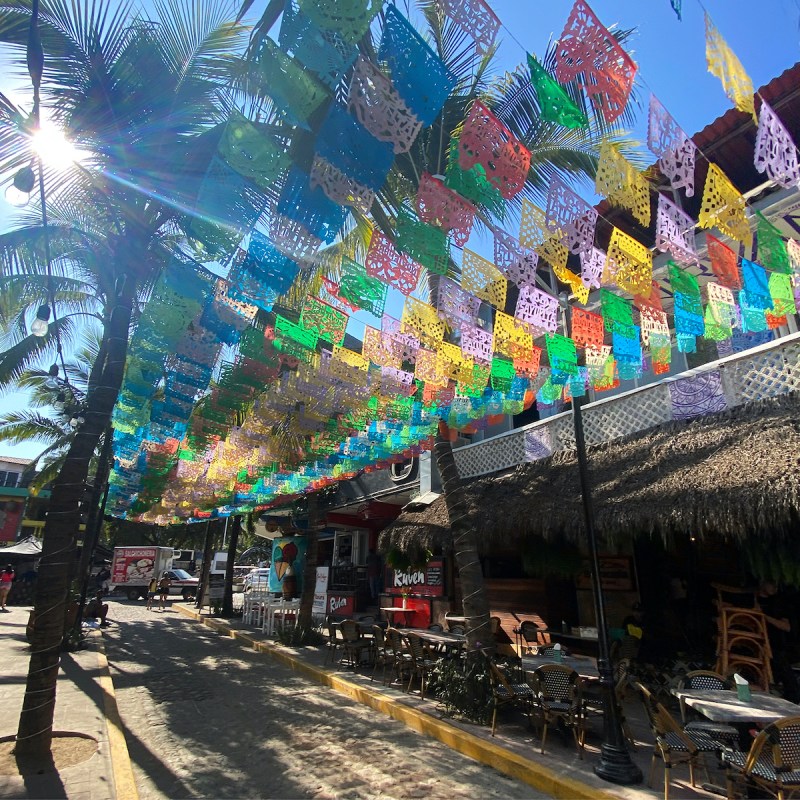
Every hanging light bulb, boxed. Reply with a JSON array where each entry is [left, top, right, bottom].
[[30, 304, 51, 337], [53, 392, 66, 412], [4, 164, 35, 207], [45, 363, 59, 389]]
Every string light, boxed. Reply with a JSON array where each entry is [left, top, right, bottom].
[[30, 304, 51, 337]]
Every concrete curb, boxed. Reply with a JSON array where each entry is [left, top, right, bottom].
[[174, 604, 617, 800], [93, 637, 139, 800]]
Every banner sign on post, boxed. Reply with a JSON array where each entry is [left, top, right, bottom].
[[313, 566, 329, 614]]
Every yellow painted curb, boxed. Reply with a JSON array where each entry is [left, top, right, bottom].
[[95, 639, 139, 800], [174, 604, 617, 800]]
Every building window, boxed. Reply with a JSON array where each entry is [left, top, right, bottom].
[[0, 471, 19, 487]]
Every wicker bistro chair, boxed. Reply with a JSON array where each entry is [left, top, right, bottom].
[[339, 619, 373, 669], [581, 658, 636, 750], [723, 716, 800, 800], [370, 625, 392, 683], [529, 664, 585, 758], [385, 627, 413, 687], [677, 671, 740, 749], [404, 632, 439, 700], [324, 618, 343, 665], [488, 662, 536, 736], [635, 681, 723, 800]]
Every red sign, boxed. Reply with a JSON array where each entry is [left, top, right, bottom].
[[327, 593, 354, 617], [386, 559, 444, 597]]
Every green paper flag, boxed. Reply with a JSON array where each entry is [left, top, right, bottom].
[[527, 55, 588, 129]]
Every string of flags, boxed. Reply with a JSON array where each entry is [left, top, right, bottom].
[[105, 0, 800, 523]]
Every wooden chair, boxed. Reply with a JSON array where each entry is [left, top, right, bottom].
[[677, 670, 740, 749], [340, 619, 372, 669], [370, 625, 392, 684], [488, 662, 535, 736], [581, 658, 636, 750], [404, 632, 438, 699], [723, 716, 800, 800], [323, 618, 343, 665], [635, 681, 722, 800], [530, 664, 585, 758], [385, 627, 413, 686]]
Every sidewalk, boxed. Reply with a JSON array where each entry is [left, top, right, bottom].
[[0, 606, 136, 800]]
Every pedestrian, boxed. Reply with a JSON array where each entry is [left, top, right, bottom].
[[85, 591, 110, 627], [146, 576, 158, 611], [0, 564, 14, 611], [158, 573, 170, 610], [96, 563, 111, 596]]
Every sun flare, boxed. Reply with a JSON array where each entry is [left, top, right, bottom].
[[32, 124, 83, 170]]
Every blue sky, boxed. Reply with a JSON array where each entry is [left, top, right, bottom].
[[1, 0, 798, 461]]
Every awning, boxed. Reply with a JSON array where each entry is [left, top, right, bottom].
[[0, 536, 43, 556], [379, 392, 800, 553]]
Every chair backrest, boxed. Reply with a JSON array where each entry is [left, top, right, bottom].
[[427, 623, 444, 632], [490, 616, 501, 634], [405, 632, 431, 663], [749, 717, 800, 774], [489, 662, 518, 697], [449, 624, 466, 635], [634, 681, 696, 752], [679, 670, 729, 692], [386, 627, 405, 654], [533, 664, 579, 703], [358, 615, 375, 625], [340, 619, 361, 643], [371, 625, 385, 648], [519, 620, 542, 644]]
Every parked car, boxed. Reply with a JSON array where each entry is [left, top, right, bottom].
[[232, 565, 252, 592], [161, 569, 199, 600], [242, 568, 271, 593]]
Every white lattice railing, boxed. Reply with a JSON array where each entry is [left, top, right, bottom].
[[453, 332, 800, 480]]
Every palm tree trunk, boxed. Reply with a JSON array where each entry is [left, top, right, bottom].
[[298, 492, 319, 632], [195, 520, 216, 609], [222, 515, 241, 616], [434, 420, 493, 655], [15, 276, 136, 756]]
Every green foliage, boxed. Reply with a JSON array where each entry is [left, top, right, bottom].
[[742, 538, 800, 588], [385, 546, 433, 573], [428, 650, 493, 724], [273, 621, 323, 647]]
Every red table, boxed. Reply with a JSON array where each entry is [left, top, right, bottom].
[[382, 606, 416, 627]]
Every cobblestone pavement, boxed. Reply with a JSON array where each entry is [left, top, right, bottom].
[[103, 598, 548, 800]]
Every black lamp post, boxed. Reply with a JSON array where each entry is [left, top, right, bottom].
[[562, 299, 642, 785]]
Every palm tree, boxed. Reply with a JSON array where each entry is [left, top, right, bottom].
[[0, 0, 252, 755]]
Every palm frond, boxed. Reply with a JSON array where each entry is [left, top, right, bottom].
[[0, 408, 71, 444], [0, 316, 77, 387]]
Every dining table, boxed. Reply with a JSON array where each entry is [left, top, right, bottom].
[[671, 688, 800, 724], [521, 654, 600, 680], [407, 628, 465, 657], [382, 606, 416, 627]]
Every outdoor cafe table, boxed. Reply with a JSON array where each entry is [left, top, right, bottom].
[[382, 607, 416, 627], [413, 629, 466, 647], [671, 688, 800, 724], [521, 654, 600, 680]]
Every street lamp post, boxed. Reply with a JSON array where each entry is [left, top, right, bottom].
[[562, 299, 642, 785]]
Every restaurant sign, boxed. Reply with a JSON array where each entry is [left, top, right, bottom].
[[387, 559, 444, 596]]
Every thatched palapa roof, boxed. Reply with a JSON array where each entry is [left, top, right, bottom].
[[379, 393, 800, 554]]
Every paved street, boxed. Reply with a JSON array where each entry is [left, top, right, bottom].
[[103, 598, 547, 800]]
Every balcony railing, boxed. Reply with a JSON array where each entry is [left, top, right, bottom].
[[453, 332, 800, 480]]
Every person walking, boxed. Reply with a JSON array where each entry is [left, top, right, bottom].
[[146, 576, 158, 611], [158, 573, 170, 611], [0, 564, 14, 611]]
